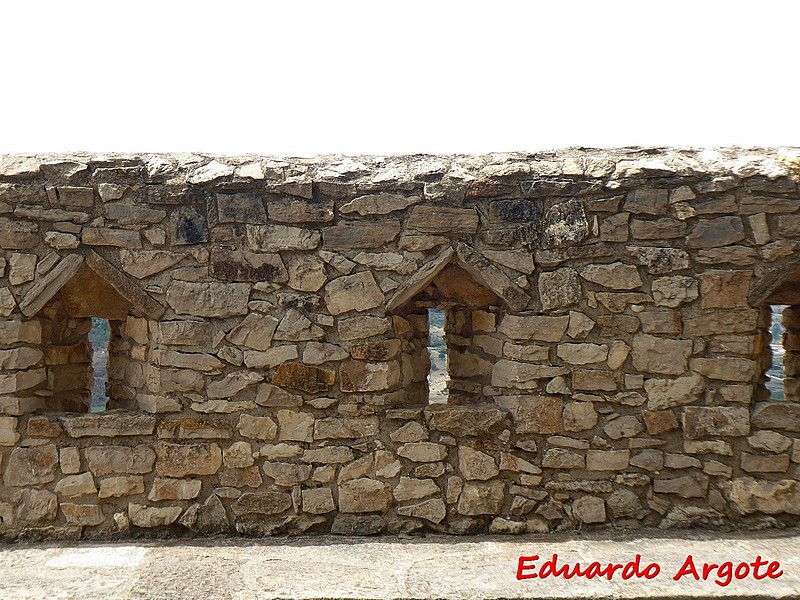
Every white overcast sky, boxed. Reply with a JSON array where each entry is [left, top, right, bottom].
[[1, 1, 798, 156]]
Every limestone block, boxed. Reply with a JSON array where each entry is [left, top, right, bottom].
[[98, 476, 145, 498], [60, 412, 155, 438], [562, 402, 598, 432], [128, 503, 182, 528], [726, 478, 800, 514], [572, 496, 606, 524], [557, 343, 608, 365], [272, 363, 335, 393], [580, 262, 642, 290], [207, 371, 263, 399], [149, 478, 202, 501], [8, 253, 36, 286], [338, 316, 391, 341], [155, 442, 222, 478], [223, 442, 255, 468], [166, 281, 250, 318], [458, 447, 499, 481], [273, 312, 323, 346], [424, 404, 506, 437], [263, 462, 312, 486], [286, 255, 327, 292], [244, 346, 299, 369], [61, 503, 105, 526], [324, 271, 384, 315], [457, 481, 505, 515], [653, 475, 709, 498], [397, 442, 448, 462], [627, 246, 690, 275], [54, 472, 97, 498], [741, 453, 790, 473], [748, 431, 792, 453], [84, 445, 155, 476], [276, 410, 314, 442], [338, 478, 392, 513], [586, 450, 630, 471], [407, 206, 479, 234], [314, 417, 379, 440], [631, 334, 691, 375], [237, 415, 278, 441], [690, 357, 757, 382], [538, 268, 581, 310], [340, 193, 420, 216], [322, 222, 401, 250], [60, 447, 81, 475], [254, 384, 303, 408], [302, 488, 336, 514], [339, 360, 400, 392], [542, 449, 584, 469], [642, 409, 679, 435], [397, 498, 447, 523], [302, 446, 355, 464], [3, 444, 58, 486], [683, 406, 750, 439], [624, 188, 669, 215], [209, 248, 288, 283], [603, 416, 643, 439], [698, 270, 752, 308], [687, 216, 745, 248], [497, 314, 569, 342], [491, 360, 567, 389], [751, 403, 800, 432]]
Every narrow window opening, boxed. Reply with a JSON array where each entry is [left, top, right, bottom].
[[427, 308, 449, 404], [89, 317, 110, 413], [767, 305, 787, 400]]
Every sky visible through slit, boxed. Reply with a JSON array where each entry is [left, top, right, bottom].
[[427, 309, 448, 404], [89, 317, 110, 413]]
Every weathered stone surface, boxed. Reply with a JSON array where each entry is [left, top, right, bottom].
[[687, 216, 745, 248], [397, 498, 447, 523], [98, 476, 145, 498], [54, 472, 97, 498], [644, 374, 705, 410], [246, 224, 320, 252], [458, 447, 499, 481], [286, 255, 327, 292], [726, 478, 800, 514], [491, 360, 567, 389], [424, 404, 506, 436], [324, 271, 384, 315], [557, 343, 608, 365], [167, 281, 250, 318], [340, 193, 420, 216], [340, 360, 400, 392], [542, 448, 584, 469], [654, 475, 709, 498], [690, 357, 757, 382], [751, 403, 800, 432], [497, 314, 569, 342], [538, 268, 581, 310], [457, 481, 505, 515], [323, 222, 401, 250], [4, 445, 58, 486], [314, 417, 379, 440], [586, 450, 630, 471], [407, 206, 479, 234], [149, 478, 202, 501], [573, 496, 606, 524], [603, 415, 643, 439], [272, 363, 335, 394], [331, 514, 385, 535], [339, 478, 392, 513], [60, 412, 155, 438], [61, 503, 105, 527], [652, 276, 699, 307], [209, 248, 288, 283], [683, 407, 750, 439], [237, 415, 278, 441], [155, 443, 222, 478], [84, 445, 155, 476], [631, 334, 691, 375], [397, 442, 448, 462], [231, 492, 292, 516], [302, 488, 336, 514], [275, 308, 324, 341], [581, 262, 642, 290], [263, 462, 312, 486]]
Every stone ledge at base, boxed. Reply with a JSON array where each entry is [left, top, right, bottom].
[[1, 530, 799, 599]]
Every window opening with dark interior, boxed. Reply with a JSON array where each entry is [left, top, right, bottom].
[[386, 248, 503, 405]]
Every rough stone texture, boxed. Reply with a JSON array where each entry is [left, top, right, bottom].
[[0, 148, 799, 539]]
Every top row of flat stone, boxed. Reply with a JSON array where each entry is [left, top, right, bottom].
[[1, 147, 799, 189]]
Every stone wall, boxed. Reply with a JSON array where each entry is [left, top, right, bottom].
[[2, 148, 800, 539]]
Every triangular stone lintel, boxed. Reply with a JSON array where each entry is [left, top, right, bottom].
[[19, 251, 165, 319], [386, 244, 531, 313]]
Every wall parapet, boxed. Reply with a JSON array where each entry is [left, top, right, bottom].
[[1, 147, 800, 539]]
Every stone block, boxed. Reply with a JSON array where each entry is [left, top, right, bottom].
[[338, 478, 392, 513], [683, 406, 750, 439], [155, 442, 222, 478], [3, 444, 58, 486]]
